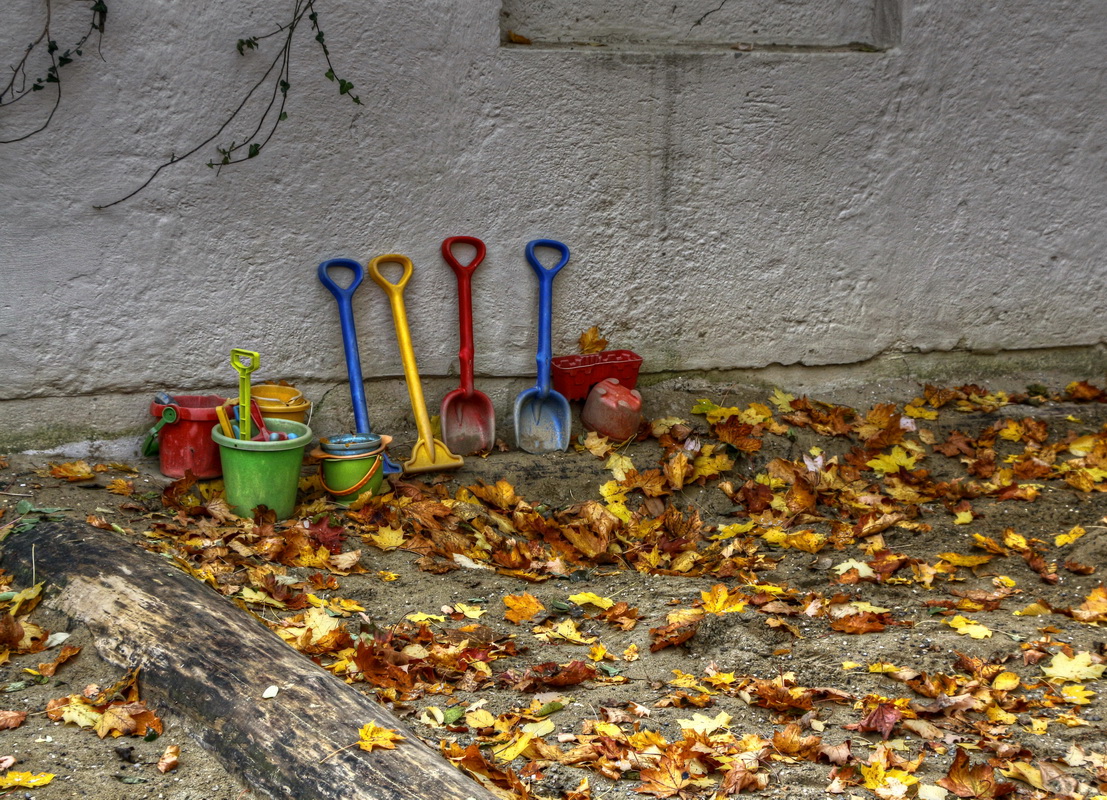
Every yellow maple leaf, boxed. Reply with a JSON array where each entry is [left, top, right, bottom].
[[61, 699, 102, 729], [581, 431, 612, 457], [492, 732, 534, 762], [711, 521, 756, 540], [578, 326, 608, 354], [369, 526, 405, 551], [938, 552, 993, 568], [769, 388, 796, 412], [405, 612, 445, 624], [357, 722, 404, 752], [569, 592, 614, 610], [700, 584, 747, 614], [691, 444, 734, 481], [106, 478, 134, 496], [1060, 684, 1095, 705], [842, 661, 863, 670], [238, 587, 286, 609], [953, 511, 974, 525], [464, 708, 496, 728], [946, 615, 992, 639], [866, 446, 918, 474], [1012, 602, 1051, 617], [1024, 717, 1049, 735], [623, 644, 640, 662], [868, 662, 903, 674], [588, 644, 612, 662], [861, 762, 918, 792], [834, 559, 876, 579], [992, 672, 1021, 691], [533, 618, 596, 645], [604, 452, 634, 480], [598, 480, 628, 504], [677, 710, 731, 734], [377, 570, 398, 582], [1042, 652, 1106, 683], [904, 400, 938, 420], [0, 771, 54, 789], [452, 602, 485, 619], [986, 704, 1018, 724], [1055, 525, 1087, 547]]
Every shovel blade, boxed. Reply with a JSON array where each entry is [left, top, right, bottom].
[[403, 436, 464, 474], [513, 388, 571, 453], [441, 390, 496, 455]]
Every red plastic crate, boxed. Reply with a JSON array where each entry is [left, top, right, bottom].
[[550, 350, 642, 401]]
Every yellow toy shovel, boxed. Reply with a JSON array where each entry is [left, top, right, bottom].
[[368, 254, 463, 473]]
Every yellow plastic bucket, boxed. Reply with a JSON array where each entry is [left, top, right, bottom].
[[235, 383, 311, 424]]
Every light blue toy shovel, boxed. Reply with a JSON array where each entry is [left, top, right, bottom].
[[513, 239, 571, 453]]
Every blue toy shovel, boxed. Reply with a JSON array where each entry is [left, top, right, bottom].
[[513, 239, 572, 453], [317, 258, 401, 475]]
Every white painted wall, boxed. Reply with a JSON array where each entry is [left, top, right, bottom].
[[1, 0, 1104, 443]]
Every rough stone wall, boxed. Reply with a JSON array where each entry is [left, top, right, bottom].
[[0, 0, 1104, 445]]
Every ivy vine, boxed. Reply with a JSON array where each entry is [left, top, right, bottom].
[[0, 0, 107, 144], [1, 0, 363, 207], [97, 0, 362, 208]]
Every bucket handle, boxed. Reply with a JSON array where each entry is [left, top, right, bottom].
[[319, 454, 383, 497]]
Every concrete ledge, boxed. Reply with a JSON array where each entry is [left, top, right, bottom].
[[3, 344, 1106, 455]]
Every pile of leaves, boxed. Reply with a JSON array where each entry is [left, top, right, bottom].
[[2, 380, 1107, 799]]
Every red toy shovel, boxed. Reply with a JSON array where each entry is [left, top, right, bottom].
[[440, 236, 496, 454]]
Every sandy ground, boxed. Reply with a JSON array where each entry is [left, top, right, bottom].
[[1, 374, 1105, 799]]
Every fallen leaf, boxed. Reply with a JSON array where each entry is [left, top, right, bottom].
[[0, 771, 54, 789], [1041, 651, 1105, 683], [578, 326, 608, 354], [0, 710, 27, 730], [503, 593, 545, 624], [357, 722, 404, 751], [937, 747, 1015, 798], [945, 615, 992, 639], [156, 744, 180, 773]]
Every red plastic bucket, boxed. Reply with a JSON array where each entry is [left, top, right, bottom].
[[149, 395, 226, 479]]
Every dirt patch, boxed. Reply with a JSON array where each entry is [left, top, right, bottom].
[[1, 376, 1106, 799]]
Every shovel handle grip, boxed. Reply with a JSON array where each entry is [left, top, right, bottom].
[[442, 237, 485, 397], [317, 258, 364, 302], [525, 239, 569, 279], [441, 236, 486, 277], [230, 348, 259, 376], [367, 254, 413, 297], [525, 239, 569, 398]]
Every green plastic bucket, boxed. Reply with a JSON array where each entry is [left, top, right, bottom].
[[319, 451, 384, 505], [212, 418, 312, 520]]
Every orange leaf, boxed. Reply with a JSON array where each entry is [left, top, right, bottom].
[[37, 644, 81, 677], [503, 593, 545, 624], [0, 710, 27, 730], [937, 748, 1016, 799], [578, 326, 608, 354], [156, 744, 180, 773], [49, 460, 95, 481], [635, 756, 693, 797]]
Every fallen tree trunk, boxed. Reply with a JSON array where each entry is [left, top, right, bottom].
[[1, 521, 496, 800]]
